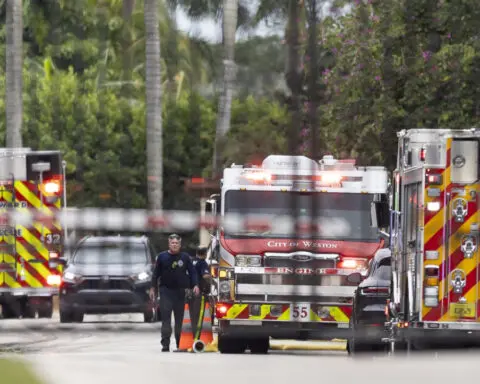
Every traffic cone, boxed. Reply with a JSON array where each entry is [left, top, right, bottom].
[[192, 299, 215, 353], [176, 303, 194, 352]]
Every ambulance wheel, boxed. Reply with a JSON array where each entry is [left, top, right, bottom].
[[249, 338, 269, 354], [218, 335, 246, 354]]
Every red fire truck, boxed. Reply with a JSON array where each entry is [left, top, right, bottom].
[[0, 148, 66, 319], [204, 154, 390, 353]]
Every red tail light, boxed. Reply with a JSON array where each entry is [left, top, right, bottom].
[[215, 303, 232, 319], [361, 287, 390, 295], [420, 147, 426, 161]]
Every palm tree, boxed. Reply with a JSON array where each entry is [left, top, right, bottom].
[[5, 0, 23, 148], [144, 0, 163, 210], [212, 0, 238, 178]]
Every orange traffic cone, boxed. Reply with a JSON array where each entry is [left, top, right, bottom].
[[192, 298, 214, 353], [177, 304, 194, 352]]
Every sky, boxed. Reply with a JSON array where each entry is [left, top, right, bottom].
[[174, 1, 338, 43], [174, 7, 279, 43]]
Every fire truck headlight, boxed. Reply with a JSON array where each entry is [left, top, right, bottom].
[[47, 274, 62, 286], [235, 255, 262, 267], [219, 281, 231, 293]]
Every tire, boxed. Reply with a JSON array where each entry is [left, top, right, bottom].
[[21, 301, 35, 319], [59, 310, 73, 323], [73, 312, 84, 323], [2, 303, 18, 319], [38, 298, 53, 319], [218, 335, 247, 354], [249, 338, 269, 354]]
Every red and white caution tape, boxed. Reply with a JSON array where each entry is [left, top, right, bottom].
[[0, 208, 354, 236]]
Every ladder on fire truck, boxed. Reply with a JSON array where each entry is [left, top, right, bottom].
[[0, 173, 18, 278]]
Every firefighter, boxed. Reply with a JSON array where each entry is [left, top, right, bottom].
[[187, 246, 212, 339], [149, 234, 199, 352]]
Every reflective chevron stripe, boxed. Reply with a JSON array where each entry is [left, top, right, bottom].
[[0, 180, 62, 293], [221, 303, 351, 323]]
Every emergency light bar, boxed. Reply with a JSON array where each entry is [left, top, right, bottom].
[[239, 169, 362, 188]]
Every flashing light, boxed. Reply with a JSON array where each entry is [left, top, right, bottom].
[[215, 303, 230, 319], [40, 179, 62, 196], [426, 174, 442, 185], [420, 147, 426, 161], [47, 274, 62, 286], [320, 173, 342, 184], [49, 252, 59, 259], [243, 171, 271, 183], [340, 259, 357, 269]]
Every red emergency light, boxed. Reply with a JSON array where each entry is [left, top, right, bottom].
[[39, 177, 62, 197], [426, 174, 442, 185], [420, 147, 426, 162]]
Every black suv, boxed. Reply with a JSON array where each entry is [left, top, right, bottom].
[[348, 249, 391, 354], [58, 235, 156, 323]]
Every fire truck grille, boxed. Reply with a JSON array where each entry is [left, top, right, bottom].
[[264, 258, 336, 269], [235, 256, 355, 301]]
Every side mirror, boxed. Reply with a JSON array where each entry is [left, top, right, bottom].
[[347, 272, 362, 284], [56, 257, 68, 266]]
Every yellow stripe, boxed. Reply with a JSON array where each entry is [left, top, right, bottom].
[[5, 235, 50, 283], [329, 306, 349, 322], [2, 190, 59, 234], [249, 304, 272, 320], [424, 208, 445, 244], [226, 304, 248, 319], [14, 182, 61, 231]]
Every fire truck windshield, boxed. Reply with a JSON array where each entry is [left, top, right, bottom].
[[224, 190, 379, 241]]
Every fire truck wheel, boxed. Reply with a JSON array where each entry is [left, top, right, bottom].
[[1, 304, 18, 319], [38, 299, 53, 318], [248, 338, 269, 354], [21, 301, 35, 319], [218, 335, 246, 354]]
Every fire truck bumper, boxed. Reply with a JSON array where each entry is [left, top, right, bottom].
[[0, 288, 59, 297], [400, 322, 480, 344], [218, 319, 351, 339], [215, 301, 353, 340]]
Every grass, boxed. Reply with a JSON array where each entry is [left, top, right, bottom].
[[0, 358, 46, 384]]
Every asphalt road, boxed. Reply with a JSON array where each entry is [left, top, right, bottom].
[[1, 314, 479, 384]]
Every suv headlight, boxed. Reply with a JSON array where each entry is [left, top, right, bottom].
[[63, 271, 82, 283], [235, 255, 262, 267], [131, 271, 150, 282]]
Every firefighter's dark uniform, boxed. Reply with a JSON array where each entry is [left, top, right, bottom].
[[151, 251, 198, 350], [187, 257, 211, 338]]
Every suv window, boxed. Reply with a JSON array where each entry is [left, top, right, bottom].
[[73, 241, 148, 265], [374, 265, 391, 280]]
